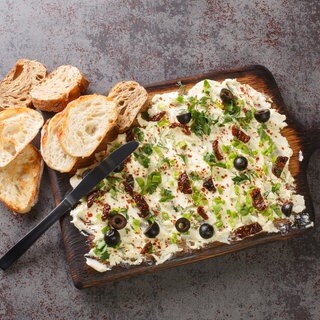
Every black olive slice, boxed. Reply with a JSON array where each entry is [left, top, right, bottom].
[[109, 213, 127, 230], [175, 218, 190, 233]]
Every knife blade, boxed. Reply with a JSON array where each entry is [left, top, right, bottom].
[[0, 141, 139, 271]]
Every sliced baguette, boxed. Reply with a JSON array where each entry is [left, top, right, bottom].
[[0, 107, 44, 167], [0, 144, 43, 214], [30, 65, 89, 112], [108, 81, 148, 133], [41, 112, 77, 172], [0, 59, 47, 110], [58, 95, 119, 158]]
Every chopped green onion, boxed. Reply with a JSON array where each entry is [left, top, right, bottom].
[[132, 219, 140, 232], [162, 212, 170, 221]]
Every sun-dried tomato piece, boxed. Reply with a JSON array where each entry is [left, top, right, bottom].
[[170, 123, 191, 135], [123, 175, 150, 218], [132, 192, 150, 218], [125, 128, 135, 142], [250, 188, 267, 211], [212, 140, 223, 161], [234, 222, 262, 239], [197, 206, 209, 220], [149, 111, 166, 122], [272, 156, 288, 178], [101, 203, 111, 221], [140, 242, 153, 254], [124, 174, 134, 195], [203, 177, 216, 192], [87, 190, 104, 208], [232, 125, 250, 143], [178, 172, 192, 194]]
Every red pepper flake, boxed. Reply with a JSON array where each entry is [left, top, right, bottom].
[[212, 140, 224, 161], [197, 206, 209, 220], [87, 212, 93, 218], [102, 203, 111, 221], [149, 111, 166, 121], [272, 156, 288, 178], [232, 125, 250, 143], [178, 171, 192, 194], [250, 188, 267, 211], [234, 222, 262, 239]]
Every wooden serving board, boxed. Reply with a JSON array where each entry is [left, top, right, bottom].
[[48, 65, 320, 289]]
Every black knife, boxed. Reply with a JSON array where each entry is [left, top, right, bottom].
[[0, 141, 139, 271]]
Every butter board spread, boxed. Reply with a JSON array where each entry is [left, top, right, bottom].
[[70, 79, 312, 272]]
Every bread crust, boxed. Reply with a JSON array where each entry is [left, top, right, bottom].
[[0, 59, 47, 110], [0, 107, 44, 167], [31, 65, 89, 112], [57, 95, 119, 158], [108, 81, 148, 133], [41, 112, 78, 172], [0, 144, 43, 214]]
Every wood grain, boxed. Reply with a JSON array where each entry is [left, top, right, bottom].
[[49, 65, 318, 289]]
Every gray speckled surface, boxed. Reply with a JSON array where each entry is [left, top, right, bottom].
[[0, 0, 319, 319]]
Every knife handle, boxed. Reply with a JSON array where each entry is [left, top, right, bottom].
[[0, 200, 70, 271]]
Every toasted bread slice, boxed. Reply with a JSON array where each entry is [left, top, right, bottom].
[[0, 144, 43, 214], [31, 65, 89, 112], [0, 59, 47, 110], [41, 112, 77, 172], [0, 107, 44, 167], [108, 81, 148, 133], [58, 95, 119, 158]]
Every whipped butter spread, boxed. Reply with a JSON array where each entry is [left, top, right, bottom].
[[70, 79, 310, 272]]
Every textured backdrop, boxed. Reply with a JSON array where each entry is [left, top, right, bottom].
[[0, 0, 319, 319]]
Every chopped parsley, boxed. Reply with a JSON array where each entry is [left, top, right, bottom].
[[189, 109, 211, 137], [134, 151, 150, 168], [133, 127, 145, 142], [160, 188, 175, 202], [237, 109, 254, 129], [141, 143, 153, 155], [203, 152, 216, 166], [232, 173, 251, 185]]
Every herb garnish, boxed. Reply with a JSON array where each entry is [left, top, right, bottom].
[[136, 172, 162, 195], [189, 109, 211, 136], [232, 173, 251, 185], [134, 152, 150, 168], [93, 240, 110, 260], [159, 189, 175, 202]]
